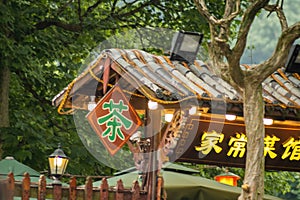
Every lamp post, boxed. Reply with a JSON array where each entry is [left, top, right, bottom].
[[48, 144, 69, 183], [214, 171, 241, 186]]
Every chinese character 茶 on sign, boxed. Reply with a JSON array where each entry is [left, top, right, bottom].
[[86, 85, 142, 155]]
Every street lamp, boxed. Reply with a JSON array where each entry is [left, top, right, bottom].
[[170, 30, 203, 65], [48, 144, 69, 181], [285, 44, 300, 73], [214, 171, 240, 186]]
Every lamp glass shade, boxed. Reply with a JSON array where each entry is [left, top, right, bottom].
[[48, 146, 69, 177]]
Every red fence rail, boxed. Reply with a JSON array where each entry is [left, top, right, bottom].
[[0, 172, 150, 200]]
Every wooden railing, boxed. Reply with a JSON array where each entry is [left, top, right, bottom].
[[0, 172, 150, 200]]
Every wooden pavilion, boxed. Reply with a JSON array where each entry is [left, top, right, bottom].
[[52, 48, 300, 199]]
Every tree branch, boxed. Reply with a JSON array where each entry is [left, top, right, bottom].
[[218, 0, 241, 42], [264, 3, 288, 31], [193, 0, 218, 25], [252, 22, 300, 82], [56, 0, 74, 17], [276, 7, 288, 30], [77, 0, 83, 25], [115, 0, 160, 19], [110, 0, 118, 16], [223, 0, 241, 23], [194, 0, 242, 88], [35, 0, 160, 33], [232, 0, 269, 60], [35, 20, 82, 32], [82, 0, 102, 18]]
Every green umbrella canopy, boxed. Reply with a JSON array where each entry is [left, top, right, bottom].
[[114, 162, 198, 176], [0, 156, 69, 187], [92, 165, 282, 200], [0, 156, 40, 177]]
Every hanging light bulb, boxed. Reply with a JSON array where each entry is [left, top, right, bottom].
[[189, 106, 197, 115], [88, 96, 96, 111], [148, 100, 158, 110], [165, 113, 174, 122], [263, 118, 274, 125], [225, 114, 237, 121]]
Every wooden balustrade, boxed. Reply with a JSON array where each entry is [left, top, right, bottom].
[[0, 172, 149, 200]]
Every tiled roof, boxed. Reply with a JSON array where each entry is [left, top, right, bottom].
[[52, 49, 300, 120]]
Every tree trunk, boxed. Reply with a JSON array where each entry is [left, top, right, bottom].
[[0, 65, 10, 159], [239, 84, 265, 200]]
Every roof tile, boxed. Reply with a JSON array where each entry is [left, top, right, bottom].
[[52, 49, 300, 120]]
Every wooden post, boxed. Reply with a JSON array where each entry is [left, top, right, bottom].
[[85, 176, 93, 200], [0, 177, 8, 199], [131, 180, 140, 200], [100, 178, 109, 200], [22, 172, 30, 200], [7, 172, 14, 200], [69, 177, 77, 200], [115, 179, 124, 200], [53, 180, 62, 200], [146, 109, 161, 200], [156, 176, 162, 200], [38, 175, 46, 200]]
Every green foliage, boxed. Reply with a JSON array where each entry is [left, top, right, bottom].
[[267, 171, 300, 199], [264, 171, 295, 196], [0, 0, 209, 177], [0, 0, 297, 197], [180, 163, 299, 197]]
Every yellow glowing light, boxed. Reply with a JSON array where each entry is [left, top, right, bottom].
[[225, 114, 237, 121], [165, 113, 174, 122], [148, 100, 158, 110], [263, 118, 274, 125]]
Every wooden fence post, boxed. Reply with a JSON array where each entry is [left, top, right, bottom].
[[38, 175, 46, 200], [85, 176, 93, 200], [115, 179, 124, 200], [7, 172, 15, 200], [131, 181, 140, 200], [53, 180, 62, 200], [22, 172, 30, 200], [100, 178, 109, 200], [156, 177, 162, 200], [69, 177, 77, 200]]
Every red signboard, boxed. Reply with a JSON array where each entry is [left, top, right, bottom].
[[169, 115, 300, 172], [86, 85, 142, 155]]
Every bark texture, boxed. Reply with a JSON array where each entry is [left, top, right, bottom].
[[0, 65, 10, 158], [193, 1, 300, 199], [239, 83, 265, 200]]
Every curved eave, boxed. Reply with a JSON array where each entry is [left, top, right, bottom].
[[51, 49, 300, 120]]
